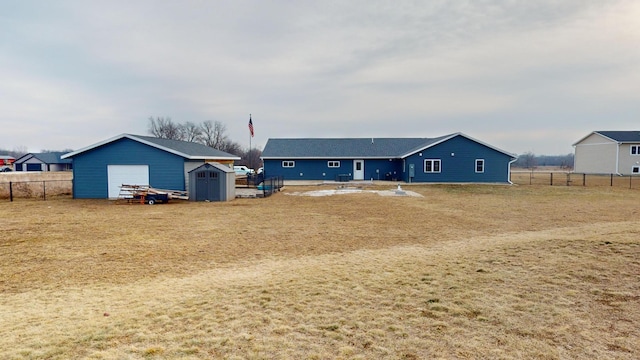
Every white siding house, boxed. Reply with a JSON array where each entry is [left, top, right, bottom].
[[573, 131, 640, 175]]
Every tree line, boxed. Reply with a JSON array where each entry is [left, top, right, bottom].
[[513, 152, 574, 169], [147, 117, 261, 168]]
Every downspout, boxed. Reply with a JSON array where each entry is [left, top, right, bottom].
[[508, 157, 518, 185], [615, 142, 621, 175]]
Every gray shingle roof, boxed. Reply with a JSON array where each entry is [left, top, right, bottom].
[[262, 136, 452, 159], [31, 152, 72, 164], [131, 135, 240, 158], [62, 134, 241, 160], [596, 131, 640, 143]]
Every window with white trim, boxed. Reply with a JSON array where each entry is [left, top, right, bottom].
[[475, 159, 485, 173], [631, 145, 640, 155], [282, 161, 295, 168], [633, 166, 640, 174], [328, 161, 340, 168], [424, 159, 441, 173]]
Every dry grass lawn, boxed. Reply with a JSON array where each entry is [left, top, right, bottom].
[[1, 184, 639, 359]]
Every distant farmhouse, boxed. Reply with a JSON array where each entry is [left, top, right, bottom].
[[14, 152, 72, 172], [62, 134, 240, 199], [573, 131, 640, 175], [261, 133, 517, 183]]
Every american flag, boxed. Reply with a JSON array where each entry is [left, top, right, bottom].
[[248, 115, 254, 137]]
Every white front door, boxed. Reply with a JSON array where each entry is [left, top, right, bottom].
[[353, 160, 364, 180], [107, 165, 149, 199]]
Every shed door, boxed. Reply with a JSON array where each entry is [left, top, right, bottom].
[[353, 160, 364, 180], [196, 171, 220, 201], [107, 165, 149, 199]]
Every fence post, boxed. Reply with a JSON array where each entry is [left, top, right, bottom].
[[550, 172, 553, 186], [583, 174, 586, 186], [9, 181, 13, 202], [43, 181, 46, 201], [631, 175, 633, 189]]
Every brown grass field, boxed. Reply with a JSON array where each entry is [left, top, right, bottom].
[[1, 184, 639, 359]]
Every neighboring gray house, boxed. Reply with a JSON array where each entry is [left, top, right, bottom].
[[14, 152, 72, 172], [573, 131, 640, 175]]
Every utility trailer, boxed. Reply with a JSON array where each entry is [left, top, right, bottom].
[[133, 191, 169, 205], [116, 184, 188, 205]]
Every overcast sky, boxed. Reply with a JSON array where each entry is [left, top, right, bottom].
[[1, 0, 638, 155]]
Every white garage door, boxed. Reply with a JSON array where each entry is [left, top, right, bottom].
[[107, 165, 149, 199]]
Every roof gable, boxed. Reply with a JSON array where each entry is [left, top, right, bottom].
[[188, 162, 234, 174], [61, 134, 241, 160], [401, 133, 516, 159]]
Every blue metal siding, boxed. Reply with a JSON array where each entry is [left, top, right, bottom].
[[405, 135, 512, 183], [364, 159, 403, 181], [264, 159, 351, 181], [72, 138, 186, 198], [264, 158, 403, 181]]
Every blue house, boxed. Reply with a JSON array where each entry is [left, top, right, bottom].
[[61, 134, 240, 199], [14, 152, 73, 172], [261, 133, 517, 183]]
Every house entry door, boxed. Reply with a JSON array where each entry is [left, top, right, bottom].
[[353, 160, 364, 180]]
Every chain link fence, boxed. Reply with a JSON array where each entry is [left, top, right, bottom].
[[0, 179, 73, 201], [511, 171, 640, 189]]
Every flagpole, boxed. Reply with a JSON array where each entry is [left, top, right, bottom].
[[249, 114, 252, 169]]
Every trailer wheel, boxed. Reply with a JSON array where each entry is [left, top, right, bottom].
[[147, 198, 156, 205]]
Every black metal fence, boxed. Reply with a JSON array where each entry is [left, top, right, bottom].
[[0, 180, 73, 201], [511, 171, 640, 189], [260, 176, 284, 197]]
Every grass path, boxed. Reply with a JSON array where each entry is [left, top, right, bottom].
[[2, 220, 638, 359]]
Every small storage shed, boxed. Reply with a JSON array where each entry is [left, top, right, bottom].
[[188, 163, 235, 201]]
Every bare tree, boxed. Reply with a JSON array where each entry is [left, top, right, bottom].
[[220, 141, 243, 156], [148, 116, 184, 140], [200, 120, 229, 149], [182, 121, 203, 143], [519, 152, 537, 169], [560, 153, 574, 170], [11, 146, 28, 158], [243, 147, 263, 170]]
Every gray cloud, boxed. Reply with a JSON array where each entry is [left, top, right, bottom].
[[1, 0, 638, 155]]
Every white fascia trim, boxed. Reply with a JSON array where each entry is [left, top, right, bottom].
[[400, 132, 517, 159], [61, 134, 240, 160], [399, 134, 457, 158], [61, 134, 191, 159], [14, 153, 35, 163], [190, 156, 241, 161], [572, 131, 618, 146], [62, 134, 138, 159], [574, 142, 620, 146]]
